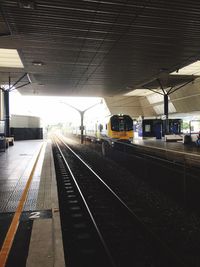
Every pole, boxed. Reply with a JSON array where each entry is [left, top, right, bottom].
[[164, 94, 169, 135], [4, 90, 10, 137], [60, 100, 102, 144], [80, 111, 84, 144]]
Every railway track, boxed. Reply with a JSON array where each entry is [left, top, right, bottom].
[[52, 135, 186, 267]]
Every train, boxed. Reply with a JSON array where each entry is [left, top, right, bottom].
[[85, 114, 134, 143]]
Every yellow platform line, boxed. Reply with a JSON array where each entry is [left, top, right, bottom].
[[0, 143, 44, 267]]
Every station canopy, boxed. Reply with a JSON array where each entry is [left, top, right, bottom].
[[0, 0, 200, 99]]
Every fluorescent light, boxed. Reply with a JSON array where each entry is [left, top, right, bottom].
[[0, 49, 24, 68], [32, 61, 44, 66], [124, 89, 153, 96], [171, 60, 200, 75]]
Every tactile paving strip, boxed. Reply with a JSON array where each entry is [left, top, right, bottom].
[[2, 176, 42, 213], [0, 141, 44, 213]]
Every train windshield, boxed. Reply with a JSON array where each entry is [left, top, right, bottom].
[[111, 115, 133, 131]]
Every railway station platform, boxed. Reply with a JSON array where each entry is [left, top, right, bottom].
[[0, 140, 65, 267], [132, 138, 200, 155], [130, 138, 200, 167]]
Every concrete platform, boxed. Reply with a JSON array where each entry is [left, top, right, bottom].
[[132, 138, 200, 155], [133, 139, 200, 155], [131, 138, 200, 166], [0, 140, 65, 267]]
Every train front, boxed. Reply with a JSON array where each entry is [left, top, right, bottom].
[[108, 115, 133, 142]]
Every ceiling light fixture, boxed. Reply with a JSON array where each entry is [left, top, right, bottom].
[[32, 61, 44, 66], [18, 0, 35, 9]]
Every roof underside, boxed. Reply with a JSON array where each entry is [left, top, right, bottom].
[[0, 0, 200, 97]]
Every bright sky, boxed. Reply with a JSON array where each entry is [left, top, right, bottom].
[[10, 91, 110, 126]]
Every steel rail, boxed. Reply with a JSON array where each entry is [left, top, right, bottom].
[[53, 136, 117, 267], [56, 134, 187, 267]]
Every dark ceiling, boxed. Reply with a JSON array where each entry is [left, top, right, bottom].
[[0, 0, 200, 96]]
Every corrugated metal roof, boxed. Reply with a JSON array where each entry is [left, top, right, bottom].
[[0, 0, 200, 96]]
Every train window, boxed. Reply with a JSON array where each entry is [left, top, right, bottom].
[[124, 116, 133, 131], [111, 115, 133, 131], [119, 120, 124, 131], [98, 124, 103, 132]]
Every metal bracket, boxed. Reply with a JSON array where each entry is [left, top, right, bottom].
[[1, 73, 31, 92]]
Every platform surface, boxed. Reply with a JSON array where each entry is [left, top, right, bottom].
[[130, 138, 200, 168], [0, 140, 43, 213], [0, 140, 65, 267], [132, 138, 200, 156]]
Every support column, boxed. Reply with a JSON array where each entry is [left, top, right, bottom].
[[0, 90, 3, 120], [4, 90, 10, 137], [164, 94, 169, 135], [80, 111, 84, 144]]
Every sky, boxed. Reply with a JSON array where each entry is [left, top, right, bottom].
[[10, 90, 110, 126]]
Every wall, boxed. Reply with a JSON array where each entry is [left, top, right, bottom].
[[170, 78, 200, 113], [10, 114, 42, 140], [104, 96, 143, 117], [139, 97, 156, 117], [104, 78, 200, 119], [10, 114, 40, 128]]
